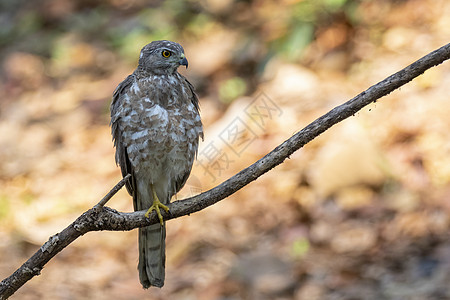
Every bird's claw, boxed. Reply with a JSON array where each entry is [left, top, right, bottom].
[[144, 200, 169, 226]]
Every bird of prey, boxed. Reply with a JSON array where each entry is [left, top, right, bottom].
[[110, 40, 203, 288]]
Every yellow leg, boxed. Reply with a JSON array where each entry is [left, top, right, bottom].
[[144, 184, 169, 225]]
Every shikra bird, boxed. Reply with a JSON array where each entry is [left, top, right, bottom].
[[110, 40, 203, 288]]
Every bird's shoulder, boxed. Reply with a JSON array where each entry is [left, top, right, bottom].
[[177, 73, 200, 112], [114, 74, 135, 99], [111, 74, 135, 113]]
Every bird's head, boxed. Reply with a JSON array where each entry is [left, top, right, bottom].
[[138, 40, 188, 75]]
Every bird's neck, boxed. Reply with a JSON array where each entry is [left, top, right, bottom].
[[135, 65, 177, 78]]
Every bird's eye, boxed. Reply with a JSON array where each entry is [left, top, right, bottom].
[[161, 50, 172, 58]]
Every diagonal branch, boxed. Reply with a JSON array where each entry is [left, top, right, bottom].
[[1, 42, 449, 300]]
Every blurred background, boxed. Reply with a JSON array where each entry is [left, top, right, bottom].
[[0, 0, 449, 299]]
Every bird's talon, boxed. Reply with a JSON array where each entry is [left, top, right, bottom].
[[144, 200, 169, 225]]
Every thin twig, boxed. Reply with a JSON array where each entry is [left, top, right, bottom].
[[95, 174, 131, 208], [1, 42, 449, 300]]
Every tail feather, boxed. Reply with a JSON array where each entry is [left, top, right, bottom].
[[138, 222, 166, 288], [134, 180, 170, 289]]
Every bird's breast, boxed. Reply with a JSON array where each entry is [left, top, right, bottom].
[[120, 82, 202, 177]]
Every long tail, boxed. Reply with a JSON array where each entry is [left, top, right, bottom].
[[138, 222, 166, 288]]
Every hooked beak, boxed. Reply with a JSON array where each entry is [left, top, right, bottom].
[[179, 55, 188, 69]]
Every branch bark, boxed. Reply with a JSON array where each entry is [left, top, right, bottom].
[[1, 43, 449, 299]]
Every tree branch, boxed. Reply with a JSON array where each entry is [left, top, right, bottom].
[[1, 43, 449, 299]]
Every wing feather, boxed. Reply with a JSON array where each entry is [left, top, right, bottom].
[[110, 74, 136, 199], [172, 77, 203, 195]]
